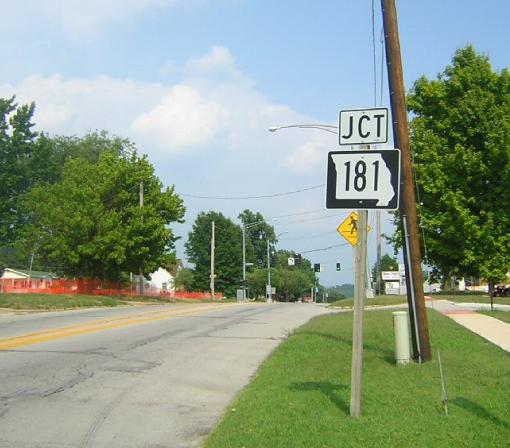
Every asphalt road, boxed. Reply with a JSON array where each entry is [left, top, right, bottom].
[[0, 302, 332, 447]]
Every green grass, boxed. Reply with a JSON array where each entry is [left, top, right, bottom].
[[330, 294, 407, 308], [433, 293, 510, 306], [0, 293, 122, 310], [0, 292, 231, 311], [330, 293, 510, 309], [478, 310, 510, 324], [204, 310, 510, 448]]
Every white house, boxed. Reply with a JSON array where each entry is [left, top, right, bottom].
[[149, 268, 175, 292], [1, 268, 57, 280]]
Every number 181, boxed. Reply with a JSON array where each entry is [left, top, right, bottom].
[[343, 160, 379, 192]]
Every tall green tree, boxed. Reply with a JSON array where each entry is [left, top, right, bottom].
[[27, 131, 135, 186], [174, 267, 194, 292], [185, 211, 242, 297], [0, 97, 37, 244], [17, 145, 184, 280], [406, 46, 510, 287], [248, 249, 316, 301], [238, 209, 276, 269]]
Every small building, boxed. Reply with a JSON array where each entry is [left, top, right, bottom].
[[149, 268, 175, 292], [1, 268, 58, 281], [1, 268, 59, 292]]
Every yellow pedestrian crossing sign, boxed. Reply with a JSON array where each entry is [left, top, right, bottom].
[[337, 211, 371, 246]]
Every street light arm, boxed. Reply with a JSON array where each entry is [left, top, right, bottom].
[[269, 124, 338, 135]]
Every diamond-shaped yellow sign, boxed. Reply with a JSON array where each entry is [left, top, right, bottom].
[[337, 211, 371, 246]]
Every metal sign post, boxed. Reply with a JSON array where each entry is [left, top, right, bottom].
[[327, 107, 396, 418], [350, 209, 368, 418]]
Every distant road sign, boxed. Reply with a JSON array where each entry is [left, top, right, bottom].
[[326, 149, 400, 210], [339, 107, 388, 145], [381, 271, 400, 281], [337, 211, 372, 246]]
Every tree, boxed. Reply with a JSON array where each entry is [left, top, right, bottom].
[[246, 268, 268, 298], [371, 254, 399, 285], [17, 143, 185, 281], [238, 209, 276, 269], [27, 131, 136, 187], [406, 46, 510, 288], [0, 97, 37, 244], [185, 211, 242, 297], [174, 268, 194, 292], [269, 250, 316, 301], [0, 97, 138, 270], [324, 286, 347, 302]]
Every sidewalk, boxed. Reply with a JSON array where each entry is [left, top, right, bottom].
[[427, 299, 510, 353]]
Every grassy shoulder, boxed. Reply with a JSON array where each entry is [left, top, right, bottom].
[[478, 310, 510, 324], [204, 309, 510, 448], [329, 294, 407, 308], [433, 292, 510, 305], [0, 293, 222, 311], [330, 292, 510, 309]]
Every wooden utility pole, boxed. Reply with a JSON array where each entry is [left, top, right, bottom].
[[381, 0, 431, 361], [139, 180, 144, 296], [210, 220, 215, 300], [350, 209, 368, 417]]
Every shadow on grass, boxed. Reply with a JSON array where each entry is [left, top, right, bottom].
[[451, 397, 510, 429], [289, 381, 349, 414], [302, 330, 395, 365]]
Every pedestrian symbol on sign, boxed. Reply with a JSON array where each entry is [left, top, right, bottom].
[[337, 212, 371, 246], [349, 215, 357, 234]]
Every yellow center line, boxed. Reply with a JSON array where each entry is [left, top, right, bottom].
[[0, 303, 239, 350]]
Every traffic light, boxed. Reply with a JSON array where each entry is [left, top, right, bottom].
[[336, 262, 341, 271], [294, 253, 302, 265], [314, 263, 321, 273]]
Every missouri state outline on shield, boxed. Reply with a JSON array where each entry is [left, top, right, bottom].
[[330, 152, 395, 207]]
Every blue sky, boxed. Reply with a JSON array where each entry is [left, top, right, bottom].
[[1, 0, 508, 287]]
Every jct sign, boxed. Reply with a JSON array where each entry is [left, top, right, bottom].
[[339, 108, 388, 146]]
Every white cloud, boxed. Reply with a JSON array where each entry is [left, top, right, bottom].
[[0, 46, 326, 171], [0, 74, 167, 135], [186, 46, 238, 75], [132, 85, 229, 151], [3, 0, 177, 39], [283, 141, 325, 173]]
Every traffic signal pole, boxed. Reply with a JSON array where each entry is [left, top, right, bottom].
[[381, 0, 431, 361]]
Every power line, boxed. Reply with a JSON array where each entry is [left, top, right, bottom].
[[280, 230, 335, 241], [179, 184, 324, 200], [299, 243, 349, 254], [372, 0, 377, 106], [380, 27, 385, 106], [277, 214, 342, 225], [267, 209, 327, 219]]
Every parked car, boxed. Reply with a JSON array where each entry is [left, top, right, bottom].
[[492, 285, 510, 297]]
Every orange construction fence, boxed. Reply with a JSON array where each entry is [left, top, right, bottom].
[[0, 278, 221, 300]]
